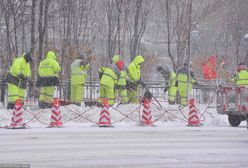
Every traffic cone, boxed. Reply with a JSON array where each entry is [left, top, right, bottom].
[[140, 98, 153, 126], [98, 99, 111, 127], [50, 98, 62, 127], [10, 99, 25, 128], [187, 98, 201, 126]]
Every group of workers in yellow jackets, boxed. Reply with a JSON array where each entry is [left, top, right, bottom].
[[5, 51, 146, 109], [6, 50, 247, 109], [157, 61, 196, 106], [98, 54, 145, 106]]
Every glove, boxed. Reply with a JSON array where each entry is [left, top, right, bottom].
[[115, 85, 120, 90], [80, 60, 89, 66], [163, 87, 168, 93], [18, 73, 26, 80], [27, 78, 34, 86], [98, 71, 103, 80], [126, 81, 131, 89], [138, 80, 146, 87], [175, 81, 178, 87]]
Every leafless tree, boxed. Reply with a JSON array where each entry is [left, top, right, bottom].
[[128, 0, 153, 60], [0, 0, 246, 81]]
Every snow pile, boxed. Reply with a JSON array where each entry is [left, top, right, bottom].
[[0, 99, 229, 128]]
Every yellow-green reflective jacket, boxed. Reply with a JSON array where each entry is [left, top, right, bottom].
[[38, 51, 61, 77], [100, 64, 119, 88], [234, 70, 248, 86], [117, 66, 127, 86], [169, 71, 177, 87], [70, 59, 90, 85], [10, 54, 31, 78], [128, 55, 144, 83], [176, 66, 196, 85]]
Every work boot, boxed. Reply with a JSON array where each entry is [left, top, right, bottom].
[[39, 101, 52, 109], [143, 90, 152, 101], [95, 102, 102, 108], [75, 102, 81, 107], [7, 102, 15, 110], [39, 101, 46, 109]]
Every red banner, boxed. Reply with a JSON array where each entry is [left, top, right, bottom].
[[202, 56, 217, 80]]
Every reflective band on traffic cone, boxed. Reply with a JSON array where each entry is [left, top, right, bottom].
[[98, 99, 111, 127], [10, 99, 24, 128], [140, 98, 152, 126], [50, 98, 62, 127], [187, 98, 201, 126]]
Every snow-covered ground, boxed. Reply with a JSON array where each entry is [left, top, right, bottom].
[[0, 101, 248, 168]]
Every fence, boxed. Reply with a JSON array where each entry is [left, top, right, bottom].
[[0, 78, 217, 107]]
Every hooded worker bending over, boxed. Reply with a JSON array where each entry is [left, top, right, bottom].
[[6, 52, 32, 109], [98, 61, 122, 106], [157, 65, 177, 105], [127, 55, 145, 104]]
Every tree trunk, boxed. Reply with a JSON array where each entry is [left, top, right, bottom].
[[131, 0, 142, 59], [38, 0, 44, 61], [43, 0, 50, 53], [30, 0, 36, 56]]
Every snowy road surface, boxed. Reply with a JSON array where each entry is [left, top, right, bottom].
[[0, 124, 248, 168]]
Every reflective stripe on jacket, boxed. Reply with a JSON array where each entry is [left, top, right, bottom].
[[234, 70, 248, 86], [117, 66, 127, 86], [100, 64, 119, 88], [9, 55, 31, 78]]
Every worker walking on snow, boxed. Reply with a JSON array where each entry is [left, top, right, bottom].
[[70, 52, 90, 106], [176, 61, 196, 106], [157, 65, 177, 105], [6, 52, 33, 109], [98, 60, 122, 106], [127, 55, 145, 104], [112, 55, 128, 104], [36, 51, 61, 108]]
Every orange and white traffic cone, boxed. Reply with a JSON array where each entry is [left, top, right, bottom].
[[50, 98, 62, 127], [140, 98, 153, 126], [98, 99, 111, 127], [10, 99, 25, 128], [187, 98, 201, 126]]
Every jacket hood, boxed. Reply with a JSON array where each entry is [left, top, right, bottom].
[[237, 65, 247, 72], [46, 51, 57, 60], [133, 55, 144, 65], [112, 55, 123, 64]]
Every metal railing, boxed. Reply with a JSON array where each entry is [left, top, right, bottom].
[[0, 78, 218, 107]]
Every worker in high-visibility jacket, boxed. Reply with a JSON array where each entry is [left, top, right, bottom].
[[70, 54, 90, 106], [98, 62, 121, 106], [176, 61, 196, 106], [233, 63, 248, 86], [112, 55, 128, 104], [36, 51, 61, 108], [157, 65, 177, 105], [6, 52, 32, 109], [127, 55, 145, 104]]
